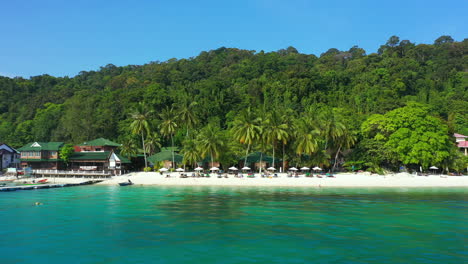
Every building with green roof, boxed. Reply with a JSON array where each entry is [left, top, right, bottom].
[[18, 142, 64, 169], [77, 138, 121, 152], [148, 148, 183, 168], [69, 151, 131, 174], [239, 152, 281, 171], [72, 138, 130, 175]]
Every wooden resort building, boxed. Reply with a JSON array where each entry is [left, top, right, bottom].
[[18, 142, 64, 170], [0, 143, 20, 170], [454, 133, 468, 156], [69, 138, 131, 175], [18, 138, 131, 175]]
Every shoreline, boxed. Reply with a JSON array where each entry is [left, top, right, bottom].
[[95, 172, 468, 188]]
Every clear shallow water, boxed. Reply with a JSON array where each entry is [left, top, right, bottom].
[[0, 186, 467, 264]]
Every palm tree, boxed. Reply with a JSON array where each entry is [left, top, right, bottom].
[[331, 127, 356, 173], [264, 110, 289, 169], [130, 103, 152, 168], [231, 107, 261, 167], [294, 117, 320, 160], [177, 100, 199, 138], [280, 109, 294, 172], [256, 107, 268, 173], [317, 109, 345, 150], [120, 138, 138, 159], [159, 106, 178, 168], [181, 138, 200, 169], [145, 132, 162, 156], [197, 124, 225, 167]]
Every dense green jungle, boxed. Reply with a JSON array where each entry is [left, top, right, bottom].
[[1, 35, 467, 172]]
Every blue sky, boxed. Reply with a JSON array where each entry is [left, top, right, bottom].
[[1, 0, 466, 78]]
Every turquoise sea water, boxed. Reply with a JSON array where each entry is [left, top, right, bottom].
[[0, 186, 467, 264]]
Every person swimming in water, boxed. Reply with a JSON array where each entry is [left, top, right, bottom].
[[35, 202, 43, 206]]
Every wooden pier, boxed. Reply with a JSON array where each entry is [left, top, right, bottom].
[[32, 169, 113, 179], [0, 180, 103, 192]]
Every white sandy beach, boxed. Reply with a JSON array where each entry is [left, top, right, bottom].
[[96, 172, 468, 188]]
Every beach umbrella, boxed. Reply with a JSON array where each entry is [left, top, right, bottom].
[[267, 167, 276, 171], [429, 166, 438, 170], [228, 166, 238, 171], [176, 168, 184, 172], [194, 167, 203, 171], [300, 167, 310, 171], [159, 168, 168, 172], [289, 167, 298, 171], [210, 167, 219, 171], [241, 166, 251, 170], [312, 166, 322, 171]]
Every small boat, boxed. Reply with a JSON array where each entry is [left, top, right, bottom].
[[0, 177, 16, 183], [118, 181, 133, 186], [38, 179, 48, 183]]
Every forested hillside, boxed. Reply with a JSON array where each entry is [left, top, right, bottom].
[[1, 36, 467, 172]]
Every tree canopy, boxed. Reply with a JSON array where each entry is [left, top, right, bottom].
[[1, 36, 467, 172]]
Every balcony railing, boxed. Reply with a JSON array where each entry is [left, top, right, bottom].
[[32, 169, 113, 176]]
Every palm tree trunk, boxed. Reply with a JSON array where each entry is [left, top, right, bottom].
[[332, 145, 341, 173], [259, 152, 263, 174], [171, 135, 175, 169], [244, 143, 250, 167], [142, 132, 147, 168], [282, 143, 286, 173], [211, 151, 214, 168], [272, 142, 275, 168]]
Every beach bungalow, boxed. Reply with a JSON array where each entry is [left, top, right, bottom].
[[70, 138, 130, 175], [199, 155, 220, 170], [18, 142, 64, 169], [0, 143, 20, 170], [240, 152, 280, 171], [454, 133, 468, 156], [148, 147, 183, 169]]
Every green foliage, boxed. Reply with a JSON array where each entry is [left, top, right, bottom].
[[196, 123, 226, 166], [59, 144, 75, 165], [0, 36, 466, 172], [360, 103, 455, 169]]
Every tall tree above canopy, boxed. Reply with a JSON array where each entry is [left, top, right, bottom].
[[361, 103, 454, 170], [159, 106, 178, 168], [177, 99, 199, 138], [130, 103, 152, 168], [197, 124, 225, 168], [294, 116, 320, 159], [264, 109, 289, 169], [231, 107, 261, 167]]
